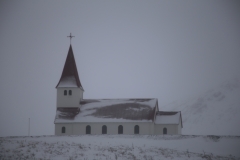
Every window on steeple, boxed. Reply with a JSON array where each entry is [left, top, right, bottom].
[[69, 90, 72, 95], [64, 90, 67, 95]]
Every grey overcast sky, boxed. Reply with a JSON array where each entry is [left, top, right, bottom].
[[0, 1, 240, 137]]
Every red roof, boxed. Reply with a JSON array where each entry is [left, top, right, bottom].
[[56, 45, 83, 88]]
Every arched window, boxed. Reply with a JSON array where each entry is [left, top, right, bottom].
[[64, 90, 67, 95], [69, 90, 72, 95], [163, 128, 167, 135], [86, 125, 91, 134], [134, 125, 139, 134], [102, 125, 107, 134], [62, 126, 65, 133], [118, 125, 123, 134]]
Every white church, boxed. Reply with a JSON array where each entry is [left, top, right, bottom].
[[54, 44, 182, 135]]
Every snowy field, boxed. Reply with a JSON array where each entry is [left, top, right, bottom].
[[1, 135, 240, 160]]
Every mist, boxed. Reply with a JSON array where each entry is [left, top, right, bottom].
[[0, 0, 240, 137]]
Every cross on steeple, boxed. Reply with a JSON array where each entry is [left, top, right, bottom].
[[67, 33, 75, 44]]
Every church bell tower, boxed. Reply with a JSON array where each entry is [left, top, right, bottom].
[[56, 44, 84, 108]]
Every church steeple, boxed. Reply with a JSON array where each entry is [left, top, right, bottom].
[[56, 45, 83, 90]]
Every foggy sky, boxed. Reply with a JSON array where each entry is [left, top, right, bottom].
[[0, 0, 240, 137]]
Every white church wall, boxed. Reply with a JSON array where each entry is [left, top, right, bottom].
[[55, 123, 73, 135], [154, 124, 179, 135], [177, 120, 182, 134], [55, 123, 182, 135], [55, 122, 155, 135], [76, 122, 154, 135], [57, 88, 83, 108]]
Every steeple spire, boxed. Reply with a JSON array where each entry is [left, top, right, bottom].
[[56, 45, 83, 89]]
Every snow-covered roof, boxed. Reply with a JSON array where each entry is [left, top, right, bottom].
[[155, 111, 182, 127], [55, 99, 158, 123], [57, 76, 80, 87], [56, 45, 83, 88]]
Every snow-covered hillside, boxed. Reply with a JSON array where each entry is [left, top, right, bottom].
[[162, 77, 240, 135], [1, 135, 240, 160]]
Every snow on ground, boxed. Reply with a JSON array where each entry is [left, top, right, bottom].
[[1, 135, 240, 160]]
